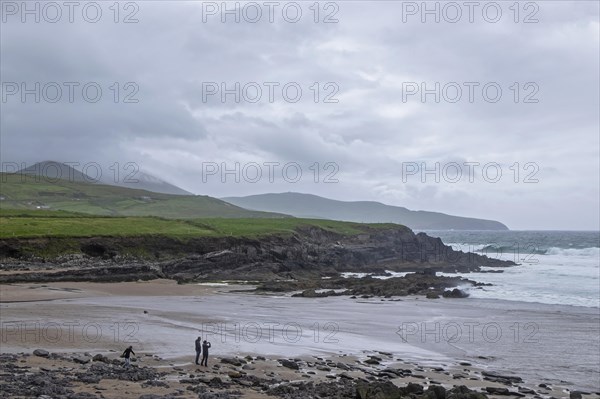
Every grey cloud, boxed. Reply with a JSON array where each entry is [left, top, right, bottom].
[[1, 1, 598, 229]]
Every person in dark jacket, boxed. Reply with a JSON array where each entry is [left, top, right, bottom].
[[194, 337, 202, 365], [122, 346, 135, 367], [200, 340, 211, 366]]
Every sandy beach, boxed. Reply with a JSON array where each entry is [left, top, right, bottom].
[[0, 279, 222, 302], [1, 280, 599, 398]]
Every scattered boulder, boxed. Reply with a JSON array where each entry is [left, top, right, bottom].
[[336, 362, 350, 370], [279, 359, 300, 370], [33, 349, 49, 357], [482, 371, 523, 383], [227, 371, 242, 378], [73, 355, 90, 364], [443, 288, 469, 298], [220, 357, 244, 367], [92, 354, 109, 363]]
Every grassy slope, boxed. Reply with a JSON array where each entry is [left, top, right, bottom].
[[0, 209, 399, 239], [0, 173, 284, 219], [0, 174, 402, 244]]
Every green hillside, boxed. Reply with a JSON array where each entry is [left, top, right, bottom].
[[0, 174, 401, 243], [0, 173, 285, 219], [0, 209, 397, 239]]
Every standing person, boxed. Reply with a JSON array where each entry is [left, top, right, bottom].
[[121, 345, 135, 367], [200, 340, 211, 367], [194, 336, 202, 365]]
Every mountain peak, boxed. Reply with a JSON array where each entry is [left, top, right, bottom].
[[18, 161, 96, 183], [16, 161, 193, 196]]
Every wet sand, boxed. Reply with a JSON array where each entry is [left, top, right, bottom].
[[0, 279, 225, 302], [1, 280, 598, 394]]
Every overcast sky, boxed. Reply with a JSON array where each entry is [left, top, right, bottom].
[[1, 1, 598, 230]]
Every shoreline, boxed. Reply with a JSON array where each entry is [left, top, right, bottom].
[[1, 280, 599, 395], [1, 279, 598, 311]]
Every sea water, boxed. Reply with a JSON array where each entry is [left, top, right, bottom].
[[422, 230, 600, 308]]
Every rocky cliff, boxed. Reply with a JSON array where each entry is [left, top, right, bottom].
[[0, 225, 514, 285]]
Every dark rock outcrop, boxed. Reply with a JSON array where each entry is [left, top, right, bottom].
[[443, 288, 469, 298], [260, 273, 483, 298], [0, 225, 514, 285]]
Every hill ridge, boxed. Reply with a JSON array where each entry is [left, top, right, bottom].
[[0, 173, 287, 219], [222, 192, 509, 230]]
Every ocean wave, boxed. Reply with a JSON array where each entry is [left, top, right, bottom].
[[446, 243, 487, 252], [447, 243, 599, 257], [446, 243, 546, 255], [436, 232, 599, 309], [480, 245, 548, 255], [544, 247, 600, 257], [463, 285, 600, 308]]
